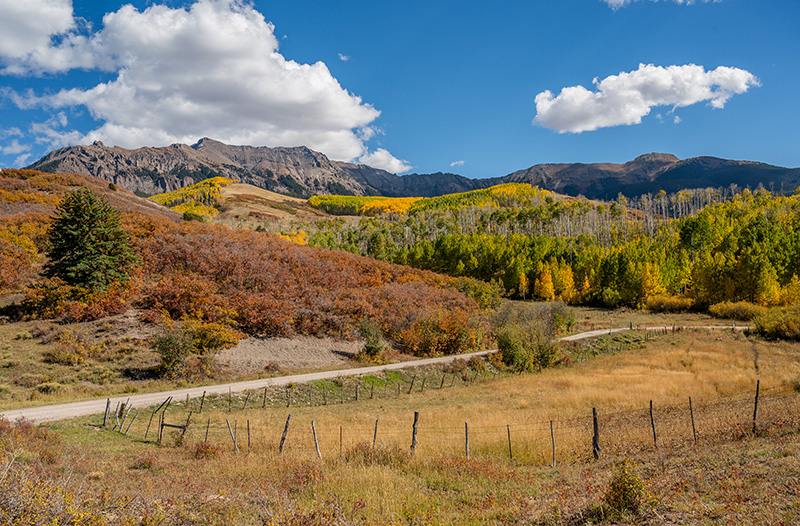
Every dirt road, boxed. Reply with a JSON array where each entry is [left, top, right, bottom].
[[0, 325, 743, 424]]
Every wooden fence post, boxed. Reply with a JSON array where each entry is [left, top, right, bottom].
[[103, 398, 111, 428], [689, 396, 697, 444], [550, 420, 556, 468], [753, 379, 760, 434], [119, 404, 131, 432], [199, 391, 206, 413], [115, 402, 122, 429], [312, 421, 322, 460], [339, 425, 343, 456], [592, 408, 601, 460], [262, 386, 268, 408], [247, 420, 251, 454], [228, 387, 232, 412], [279, 414, 291, 454], [465, 422, 470, 460], [373, 418, 379, 449], [408, 375, 416, 394], [226, 418, 239, 453], [650, 400, 658, 449], [124, 410, 139, 435], [243, 391, 251, 410], [286, 387, 291, 408], [507, 424, 512, 460], [440, 375, 446, 389], [420, 377, 426, 392], [205, 418, 210, 442], [144, 397, 170, 440], [410, 411, 419, 455], [181, 412, 193, 441]]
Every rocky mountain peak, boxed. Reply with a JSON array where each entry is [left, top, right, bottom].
[[25, 140, 800, 201]]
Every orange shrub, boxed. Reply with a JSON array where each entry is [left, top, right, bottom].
[[140, 272, 229, 322], [400, 308, 487, 356], [137, 224, 486, 348], [21, 279, 136, 322]]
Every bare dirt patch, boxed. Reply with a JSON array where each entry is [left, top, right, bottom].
[[216, 335, 363, 374]]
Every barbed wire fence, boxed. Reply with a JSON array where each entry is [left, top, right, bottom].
[[101, 366, 800, 467]]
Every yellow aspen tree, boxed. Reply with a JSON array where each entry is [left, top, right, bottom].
[[780, 274, 800, 305], [534, 268, 556, 301], [755, 265, 781, 306], [640, 262, 665, 306]]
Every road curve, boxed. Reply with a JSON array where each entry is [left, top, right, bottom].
[[0, 325, 745, 424]]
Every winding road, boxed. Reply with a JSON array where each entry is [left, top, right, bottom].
[[0, 325, 744, 424]]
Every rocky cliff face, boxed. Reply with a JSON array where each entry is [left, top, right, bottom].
[[28, 138, 394, 197], [27, 140, 800, 199]]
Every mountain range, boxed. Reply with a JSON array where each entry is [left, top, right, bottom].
[[27, 138, 800, 200]]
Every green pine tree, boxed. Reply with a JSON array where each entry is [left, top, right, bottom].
[[43, 188, 138, 291]]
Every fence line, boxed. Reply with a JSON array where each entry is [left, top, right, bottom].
[[105, 379, 800, 467]]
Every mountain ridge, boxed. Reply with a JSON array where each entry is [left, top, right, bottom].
[[27, 139, 800, 200]]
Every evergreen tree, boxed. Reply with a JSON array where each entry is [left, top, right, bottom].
[[43, 188, 138, 290]]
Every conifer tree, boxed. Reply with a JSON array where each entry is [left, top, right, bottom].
[[43, 188, 138, 291]]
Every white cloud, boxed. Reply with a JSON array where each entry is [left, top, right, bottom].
[[2, 0, 405, 170], [29, 112, 83, 147], [534, 63, 758, 133], [1, 139, 30, 155], [338, 53, 350, 62], [358, 148, 411, 174], [13, 153, 32, 166], [0, 0, 75, 64], [0, 126, 23, 138], [450, 160, 465, 167], [603, 0, 722, 9], [674, 115, 682, 124]]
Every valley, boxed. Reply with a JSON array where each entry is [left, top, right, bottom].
[[2, 164, 800, 525]]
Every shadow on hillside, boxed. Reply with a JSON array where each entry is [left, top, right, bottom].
[[122, 365, 161, 381]]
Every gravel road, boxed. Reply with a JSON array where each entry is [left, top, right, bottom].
[[0, 325, 744, 424]]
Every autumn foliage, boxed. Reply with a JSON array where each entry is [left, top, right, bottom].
[[137, 222, 487, 351], [1, 169, 488, 355]]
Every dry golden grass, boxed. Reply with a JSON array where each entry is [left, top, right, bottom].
[[0, 313, 795, 525], [16, 328, 796, 524]]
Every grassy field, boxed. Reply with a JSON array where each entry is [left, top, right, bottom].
[[0, 303, 742, 411], [4, 325, 800, 525]]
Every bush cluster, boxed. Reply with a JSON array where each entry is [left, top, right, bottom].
[[645, 294, 695, 313], [151, 317, 244, 378], [43, 328, 104, 365], [20, 278, 133, 322], [708, 300, 767, 321], [491, 301, 574, 372], [400, 308, 486, 356], [603, 460, 647, 514], [753, 305, 800, 340], [357, 319, 388, 359]]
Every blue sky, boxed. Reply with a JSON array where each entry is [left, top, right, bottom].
[[0, 0, 798, 179]]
